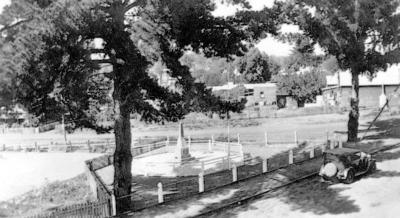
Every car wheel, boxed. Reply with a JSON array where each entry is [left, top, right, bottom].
[[344, 169, 355, 184], [369, 162, 376, 173]]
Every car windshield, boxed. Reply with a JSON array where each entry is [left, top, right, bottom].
[[324, 153, 339, 163]]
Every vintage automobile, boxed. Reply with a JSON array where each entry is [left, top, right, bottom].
[[319, 148, 376, 184]]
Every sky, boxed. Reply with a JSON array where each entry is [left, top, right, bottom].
[[212, 0, 298, 57], [0, 0, 304, 57], [0, 0, 10, 13]]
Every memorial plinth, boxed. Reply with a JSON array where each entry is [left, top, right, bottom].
[[174, 122, 193, 163]]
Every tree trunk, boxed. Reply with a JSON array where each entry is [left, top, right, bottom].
[[348, 72, 359, 142], [113, 96, 132, 214]]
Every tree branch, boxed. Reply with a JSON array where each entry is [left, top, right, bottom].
[[123, 0, 146, 14], [0, 18, 32, 33]]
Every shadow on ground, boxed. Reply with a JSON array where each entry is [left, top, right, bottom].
[[128, 126, 400, 218], [362, 118, 400, 140], [207, 142, 400, 217]]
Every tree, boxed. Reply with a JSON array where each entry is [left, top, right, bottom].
[[274, 67, 326, 107], [179, 52, 230, 86], [233, 47, 280, 83], [0, 0, 279, 213], [283, 0, 400, 141], [320, 55, 340, 75], [0, 0, 55, 108]]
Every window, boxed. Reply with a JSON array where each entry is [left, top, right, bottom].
[[244, 89, 254, 96], [351, 153, 361, 161]]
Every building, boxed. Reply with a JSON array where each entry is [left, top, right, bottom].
[[322, 65, 400, 109], [211, 82, 277, 107], [0, 104, 29, 126]]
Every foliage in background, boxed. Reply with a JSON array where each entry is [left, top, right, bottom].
[[274, 68, 326, 107], [234, 47, 280, 83], [180, 48, 281, 86]]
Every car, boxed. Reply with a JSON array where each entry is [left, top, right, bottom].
[[319, 147, 376, 184]]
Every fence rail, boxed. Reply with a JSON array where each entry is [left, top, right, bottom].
[[110, 138, 338, 215], [26, 200, 111, 218], [23, 132, 341, 217]]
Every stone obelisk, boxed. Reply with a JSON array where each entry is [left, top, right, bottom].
[[175, 122, 192, 163]]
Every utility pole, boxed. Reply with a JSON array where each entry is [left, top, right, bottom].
[[227, 69, 231, 169], [62, 114, 67, 143]]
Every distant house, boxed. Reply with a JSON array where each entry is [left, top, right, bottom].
[[276, 90, 298, 109], [211, 82, 277, 107], [0, 104, 29, 126], [322, 65, 400, 109]]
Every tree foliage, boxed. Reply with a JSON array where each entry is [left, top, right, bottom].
[[0, 0, 280, 213], [282, 0, 400, 141], [233, 47, 280, 83], [274, 68, 326, 106]]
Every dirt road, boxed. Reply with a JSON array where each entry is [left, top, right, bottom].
[[210, 147, 400, 218]]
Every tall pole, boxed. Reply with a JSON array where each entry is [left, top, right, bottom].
[[62, 114, 67, 143], [227, 69, 231, 168]]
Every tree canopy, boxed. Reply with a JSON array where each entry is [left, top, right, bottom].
[[274, 67, 326, 107], [0, 0, 281, 213], [233, 47, 280, 83], [282, 0, 400, 141]]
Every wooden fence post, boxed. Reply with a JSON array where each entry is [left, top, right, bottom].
[[237, 133, 240, 144], [166, 136, 170, 146], [326, 131, 329, 145], [111, 193, 116, 216], [240, 143, 244, 157], [262, 159, 268, 173], [35, 142, 38, 152], [68, 141, 72, 152], [157, 182, 164, 203], [289, 149, 294, 164], [310, 147, 315, 158], [198, 172, 204, 193], [339, 139, 343, 148], [264, 131, 268, 146], [208, 140, 212, 152], [232, 164, 237, 182], [188, 136, 191, 150], [87, 140, 91, 152], [211, 135, 215, 145], [330, 139, 335, 150], [334, 133, 338, 148]]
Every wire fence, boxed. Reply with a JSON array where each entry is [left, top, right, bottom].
[[26, 200, 111, 218], [113, 138, 339, 214], [23, 133, 342, 217]]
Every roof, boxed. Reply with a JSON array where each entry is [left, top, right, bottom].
[[211, 82, 276, 91], [324, 147, 360, 155], [326, 64, 400, 87], [243, 83, 276, 89]]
